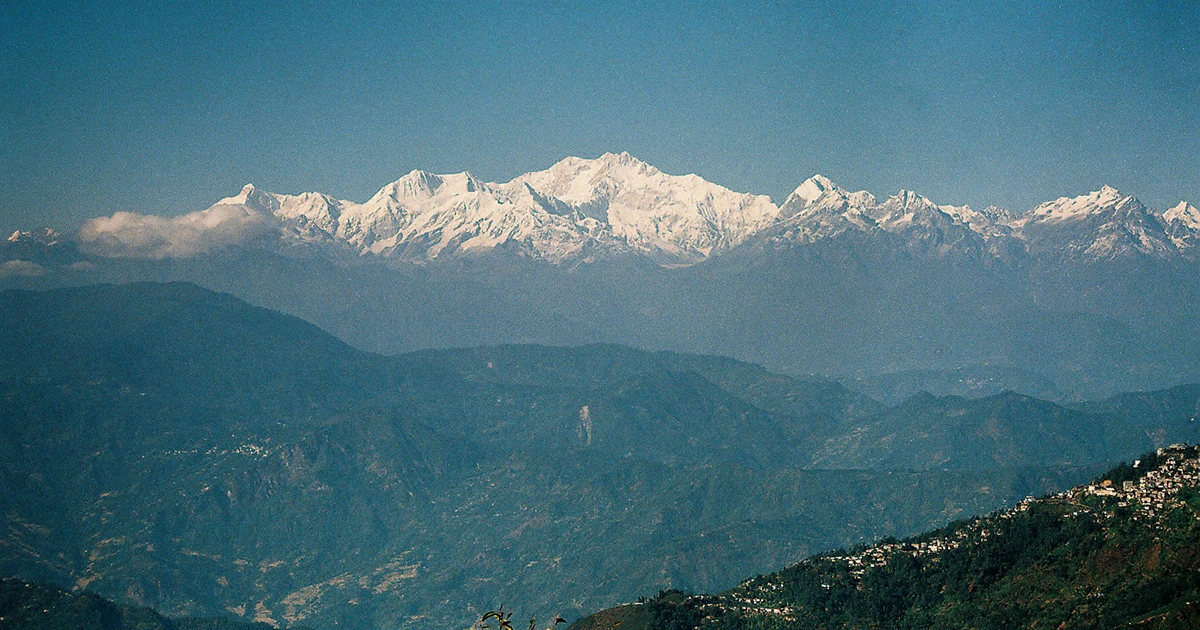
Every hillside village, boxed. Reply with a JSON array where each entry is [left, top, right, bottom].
[[711, 444, 1200, 624], [1091, 444, 1200, 518]]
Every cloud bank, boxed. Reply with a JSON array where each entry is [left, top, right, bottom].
[[0, 260, 47, 277], [77, 204, 278, 258]]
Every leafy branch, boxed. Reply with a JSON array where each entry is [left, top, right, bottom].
[[475, 605, 566, 630]]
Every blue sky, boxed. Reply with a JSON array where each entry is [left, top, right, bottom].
[[2, 0, 1197, 231]]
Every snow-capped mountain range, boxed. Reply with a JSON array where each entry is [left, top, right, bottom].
[[68, 152, 1199, 265]]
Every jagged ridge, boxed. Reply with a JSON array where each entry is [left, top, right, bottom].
[[65, 154, 1199, 265]]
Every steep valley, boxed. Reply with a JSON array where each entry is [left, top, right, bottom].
[[3, 283, 1199, 628]]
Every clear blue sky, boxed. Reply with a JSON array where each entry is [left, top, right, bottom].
[[2, 0, 1197, 231]]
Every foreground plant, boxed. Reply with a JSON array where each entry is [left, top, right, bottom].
[[475, 605, 567, 630]]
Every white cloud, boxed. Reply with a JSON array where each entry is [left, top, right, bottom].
[[0, 260, 47, 277], [77, 204, 278, 258]]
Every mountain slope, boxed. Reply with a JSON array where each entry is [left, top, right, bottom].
[[0, 281, 384, 410], [807, 391, 1110, 470], [0, 578, 277, 630], [3, 282, 1135, 630], [598, 445, 1200, 630]]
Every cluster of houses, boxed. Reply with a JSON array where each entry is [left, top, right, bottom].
[[712, 590, 795, 621], [721, 444, 1200, 619], [718, 524, 998, 619], [1080, 443, 1200, 520]]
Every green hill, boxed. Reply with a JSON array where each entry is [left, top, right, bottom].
[[631, 445, 1200, 630]]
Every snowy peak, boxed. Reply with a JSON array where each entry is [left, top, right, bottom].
[[1162, 201, 1200, 252], [378, 170, 445, 200], [369, 170, 489, 206], [1017, 186, 1180, 259], [216, 184, 281, 214], [516, 152, 664, 205], [781, 175, 872, 214], [515, 153, 779, 261], [875, 189, 936, 222], [7, 227, 61, 246], [222, 183, 259, 203], [1164, 201, 1200, 231], [867, 190, 1004, 258], [790, 174, 839, 204], [346, 169, 549, 257], [598, 150, 656, 171], [773, 177, 994, 252], [778, 175, 876, 229], [210, 184, 350, 242], [1027, 185, 1137, 223], [64, 156, 1200, 265], [439, 171, 484, 194], [881, 190, 1004, 235]]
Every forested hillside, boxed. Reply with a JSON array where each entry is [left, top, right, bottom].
[[2, 283, 1198, 629]]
